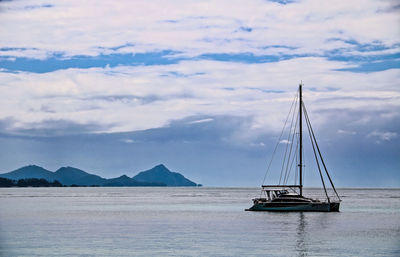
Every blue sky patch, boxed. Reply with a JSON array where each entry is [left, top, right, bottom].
[[239, 27, 252, 32], [24, 4, 53, 10], [268, 0, 297, 4], [247, 87, 285, 93], [0, 50, 182, 73], [327, 52, 400, 73], [197, 52, 304, 63], [336, 59, 400, 73], [0, 46, 398, 73]]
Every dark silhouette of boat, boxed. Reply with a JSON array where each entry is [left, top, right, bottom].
[[246, 83, 341, 212]]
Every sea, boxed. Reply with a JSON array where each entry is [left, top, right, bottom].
[[0, 187, 399, 257]]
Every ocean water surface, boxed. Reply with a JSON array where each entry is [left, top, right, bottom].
[[0, 187, 399, 256]]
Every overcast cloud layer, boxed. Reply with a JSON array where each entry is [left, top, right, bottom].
[[0, 0, 399, 186]]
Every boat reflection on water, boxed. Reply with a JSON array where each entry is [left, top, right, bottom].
[[294, 212, 338, 256], [296, 213, 308, 257]]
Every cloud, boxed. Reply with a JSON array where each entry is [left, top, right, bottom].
[[337, 129, 356, 135], [121, 138, 135, 144], [367, 130, 398, 142], [0, 113, 398, 186], [0, 57, 399, 138], [0, 118, 112, 137], [188, 118, 214, 124], [0, 0, 398, 65]]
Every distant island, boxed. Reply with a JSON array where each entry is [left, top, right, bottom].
[[0, 177, 63, 187], [0, 164, 201, 187]]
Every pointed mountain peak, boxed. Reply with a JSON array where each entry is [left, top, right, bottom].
[[152, 164, 171, 173], [133, 165, 197, 186], [154, 164, 167, 169]]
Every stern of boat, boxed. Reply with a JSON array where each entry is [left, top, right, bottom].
[[329, 202, 340, 212]]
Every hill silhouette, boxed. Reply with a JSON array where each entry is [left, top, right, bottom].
[[0, 164, 198, 187], [134, 164, 198, 186]]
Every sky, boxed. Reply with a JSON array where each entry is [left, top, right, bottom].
[[0, 0, 399, 187]]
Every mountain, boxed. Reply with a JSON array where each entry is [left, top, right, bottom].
[[133, 164, 198, 186], [0, 165, 56, 181], [102, 175, 166, 187], [0, 165, 106, 186], [0, 164, 198, 187], [54, 167, 106, 186]]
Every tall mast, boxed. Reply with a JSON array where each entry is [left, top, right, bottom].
[[299, 83, 303, 196]]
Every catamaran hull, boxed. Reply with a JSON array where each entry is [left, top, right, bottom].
[[246, 202, 340, 212]]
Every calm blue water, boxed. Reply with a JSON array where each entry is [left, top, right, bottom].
[[0, 187, 399, 256]]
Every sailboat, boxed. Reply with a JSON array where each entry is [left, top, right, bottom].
[[246, 83, 341, 212]]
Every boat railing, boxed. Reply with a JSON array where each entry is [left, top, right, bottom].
[[261, 185, 301, 194], [262, 185, 302, 188]]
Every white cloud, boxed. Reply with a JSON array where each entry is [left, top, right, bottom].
[[0, 57, 398, 137], [337, 129, 356, 135], [121, 139, 135, 144], [188, 118, 214, 124], [0, 0, 398, 58], [367, 131, 398, 142], [250, 142, 265, 147]]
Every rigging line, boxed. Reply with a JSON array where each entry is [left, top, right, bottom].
[[261, 90, 299, 186], [302, 102, 341, 201], [283, 109, 299, 184], [300, 126, 305, 189], [294, 149, 298, 185], [304, 104, 330, 202], [294, 132, 299, 185], [282, 103, 299, 183], [279, 94, 298, 184], [284, 136, 299, 185], [302, 140, 305, 189], [284, 133, 299, 185]]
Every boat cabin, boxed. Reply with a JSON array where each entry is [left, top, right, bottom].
[[252, 185, 316, 204]]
